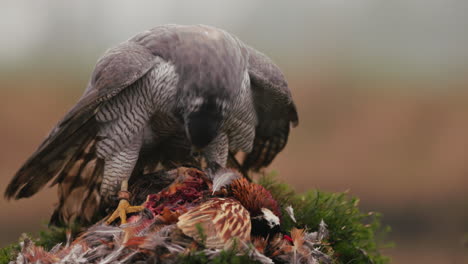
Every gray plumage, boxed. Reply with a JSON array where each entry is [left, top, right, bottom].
[[4, 24, 298, 225]]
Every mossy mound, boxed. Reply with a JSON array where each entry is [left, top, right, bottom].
[[1, 172, 390, 264]]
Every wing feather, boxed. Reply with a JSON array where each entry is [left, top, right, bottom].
[[4, 40, 160, 201], [242, 46, 298, 171]]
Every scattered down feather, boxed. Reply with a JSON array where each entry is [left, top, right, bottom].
[[211, 168, 242, 194], [9, 168, 335, 264], [286, 205, 297, 223]]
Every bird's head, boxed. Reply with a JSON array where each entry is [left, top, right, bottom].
[[184, 97, 224, 151], [251, 208, 281, 237], [227, 177, 282, 237]]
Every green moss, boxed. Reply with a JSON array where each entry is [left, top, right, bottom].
[[258, 172, 391, 264], [36, 228, 63, 249], [196, 223, 208, 246], [0, 224, 83, 264], [0, 242, 20, 264]]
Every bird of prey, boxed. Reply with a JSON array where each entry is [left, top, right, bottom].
[[4, 24, 298, 225]]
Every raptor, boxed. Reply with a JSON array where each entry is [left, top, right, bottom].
[[5, 24, 298, 225]]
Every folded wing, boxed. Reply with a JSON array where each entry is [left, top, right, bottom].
[[242, 46, 299, 172]]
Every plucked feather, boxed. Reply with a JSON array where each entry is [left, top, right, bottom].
[[285, 205, 297, 223], [211, 168, 242, 194], [243, 244, 275, 264]]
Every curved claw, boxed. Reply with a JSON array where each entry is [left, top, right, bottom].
[[106, 198, 145, 225]]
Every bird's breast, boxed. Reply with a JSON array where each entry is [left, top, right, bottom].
[[147, 112, 184, 141]]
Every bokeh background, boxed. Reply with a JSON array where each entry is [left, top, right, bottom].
[[1, 1, 468, 263]]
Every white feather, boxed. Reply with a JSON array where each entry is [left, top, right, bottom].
[[261, 208, 280, 228], [285, 205, 297, 223], [318, 219, 329, 241], [211, 169, 241, 194], [248, 248, 274, 264]]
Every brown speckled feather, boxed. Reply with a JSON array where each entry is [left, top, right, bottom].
[[177, 198, 251, 249]]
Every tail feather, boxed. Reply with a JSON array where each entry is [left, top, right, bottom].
[[4, 107, 98, 200], [50, 140, 104, 225], [4, 100, 107, 226], [49, 153, 104, 226]]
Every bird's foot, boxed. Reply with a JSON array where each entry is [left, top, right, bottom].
[[105, 190, 144, 225]]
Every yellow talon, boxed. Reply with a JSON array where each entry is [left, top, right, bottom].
[[105, 180, 145, 225]]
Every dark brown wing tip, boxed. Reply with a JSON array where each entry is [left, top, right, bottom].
[[4, 181, 20, 200], [4, 166, 48, 200], [4, 181, 34, 200], [289, 103, 299, 128], [4, 188, 14, 200], [4, 173, 21, 200]]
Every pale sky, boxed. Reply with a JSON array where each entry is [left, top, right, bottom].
[[1, 0, 467, 76]]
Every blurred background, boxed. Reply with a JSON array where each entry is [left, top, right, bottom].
[[1, 0, 468, 263]]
